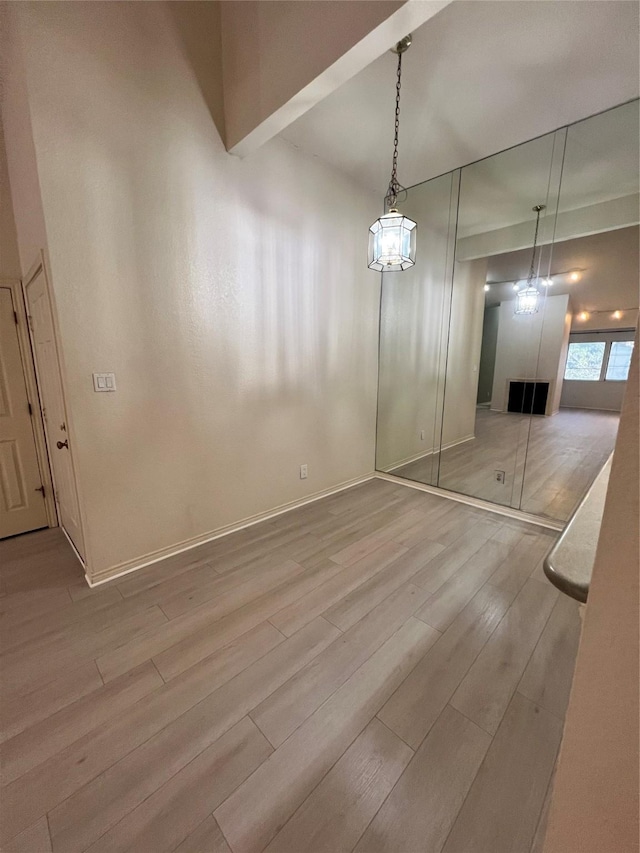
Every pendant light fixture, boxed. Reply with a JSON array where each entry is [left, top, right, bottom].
[[368, 35, 417, 272], [515, 204, 545, 315]]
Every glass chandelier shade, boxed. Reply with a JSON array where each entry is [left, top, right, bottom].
[[368, 209, 417, 271], [514, 285, 540, 315], [368, 35, 416, 273], [514, 203, 545, 315]]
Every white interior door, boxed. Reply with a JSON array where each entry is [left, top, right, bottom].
[[0, 288, 48, 538], [25, 268, 85, 558]]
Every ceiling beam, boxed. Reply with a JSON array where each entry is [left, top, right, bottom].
[[221, 0, 452, 158], [456, 195, 640, 262]]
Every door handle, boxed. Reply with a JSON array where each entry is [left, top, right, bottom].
[[56, 440, 69, 450]]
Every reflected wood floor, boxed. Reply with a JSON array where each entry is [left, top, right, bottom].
[[0, 480, 582, 853], [395, 408, 619, 521]]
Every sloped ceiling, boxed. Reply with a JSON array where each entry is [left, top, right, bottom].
[[280, 1, 639, 195]]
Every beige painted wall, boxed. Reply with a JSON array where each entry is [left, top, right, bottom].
[[0, 9, 48, 278], [486, 226, 640, 332], [544, 330, 639, 853], [4, 1, 381, 580], [0, 120, 21, 278]]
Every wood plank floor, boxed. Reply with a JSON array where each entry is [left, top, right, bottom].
[[0, 480, 582, 853], [394, 407, 619, 521]]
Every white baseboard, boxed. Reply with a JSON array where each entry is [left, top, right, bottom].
[[441, 433, 476, 453], [385, 434, 476, 473], [85, 472, 376, 586], [374, 471, 564, 532], [85, 447, 565, 587], [560, 404, 622, 413], [385, 448, 436, 471]]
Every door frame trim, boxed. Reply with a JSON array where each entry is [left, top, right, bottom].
[[22, 252, 89, 569], [1, 276, 57, 529]]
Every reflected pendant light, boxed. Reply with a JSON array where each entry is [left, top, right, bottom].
[[515, 204, 545, 315], [368, 35, 417, 272]]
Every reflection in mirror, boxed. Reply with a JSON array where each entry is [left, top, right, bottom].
[[375, 99, 639, 524], [519, 99, 639, 519], [375, 171, 458, 484], [437, 130, 564, 508]]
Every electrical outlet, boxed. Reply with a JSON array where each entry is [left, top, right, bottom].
[[495, 470, 506, 484], [420, 430, 425, 441], [300, 464, 308, 480]]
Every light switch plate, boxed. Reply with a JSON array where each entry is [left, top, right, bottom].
[[93, 372, 116, 392]]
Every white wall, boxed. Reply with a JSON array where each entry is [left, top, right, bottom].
[[560, 329, 633, 412], [561, 380, 627, 412], [552, 308, 572, 413], [491, 293, 571, 414], [440, 258, 487, 444], [3, 1, 381, 581]]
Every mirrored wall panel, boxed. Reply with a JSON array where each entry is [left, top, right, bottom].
[[376, 170, 459, 486], [438, 128, 565, 508], [376, 99, 639, 523], [518, 99, 639, 518]]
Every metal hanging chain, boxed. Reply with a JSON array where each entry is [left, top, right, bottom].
[[386, 50, 404, 210], [526, 204, 546, 286]]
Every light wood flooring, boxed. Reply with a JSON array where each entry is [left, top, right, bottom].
[[0, 479, 582, 853], [394, 408, 619, 521]]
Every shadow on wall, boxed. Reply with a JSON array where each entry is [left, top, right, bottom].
[[167, 1, 226, 143]]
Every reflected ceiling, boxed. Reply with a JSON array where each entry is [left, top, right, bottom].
[[453, 101, 640, 239], [280, 1, 639, 196], [485, 225, 640, 315]]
